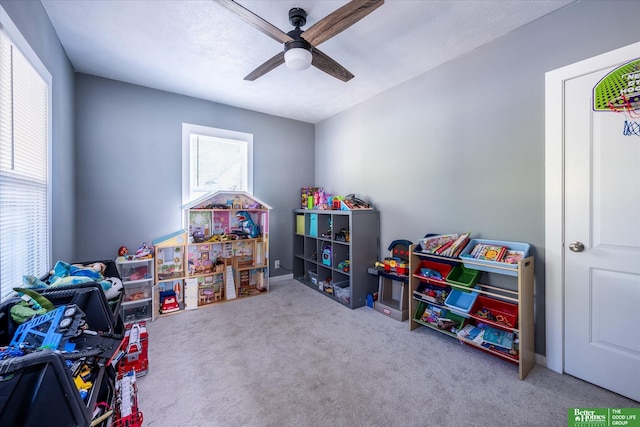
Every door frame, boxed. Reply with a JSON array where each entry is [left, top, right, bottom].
[[544, 41, 640, 374]]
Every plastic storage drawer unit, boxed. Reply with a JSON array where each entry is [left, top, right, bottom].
[[121, 299, 153, 323]]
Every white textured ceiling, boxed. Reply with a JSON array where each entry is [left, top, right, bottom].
[[41, 0, 573, 124]]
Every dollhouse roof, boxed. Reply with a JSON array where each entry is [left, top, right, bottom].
[[181, 191, 272, 211], [152, 229, 188, 247]]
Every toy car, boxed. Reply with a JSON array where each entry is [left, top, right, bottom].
[[160, 295, 180, 314]]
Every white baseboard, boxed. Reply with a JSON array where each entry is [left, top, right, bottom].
[[270, 273, 293, 283], [535, 353, 547, 367]]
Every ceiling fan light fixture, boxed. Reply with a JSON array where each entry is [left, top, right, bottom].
[[285, 47, 312, 71], [284, 40, 312, 71]]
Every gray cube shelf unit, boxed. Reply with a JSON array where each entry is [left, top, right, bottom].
[[293, 209, 380, 308]]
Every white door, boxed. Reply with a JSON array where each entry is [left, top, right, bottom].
[[563, 54, 640, 401]]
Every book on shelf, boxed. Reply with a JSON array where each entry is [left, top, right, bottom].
[[446, 232, 470, 257], [434, 240, 454, 254], [503, 249, 525, 264], [482, 326, 514, 350], [420, 234, 455, 253], [421, 233, 470, 256], [457, 324, 485, 344], [468, 243, 508, 262]]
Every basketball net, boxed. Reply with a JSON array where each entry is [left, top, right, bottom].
[[608, 93, 640, 136]]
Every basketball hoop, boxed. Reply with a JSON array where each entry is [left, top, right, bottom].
[[607, 93, 640, 136], [592, 58, 640, 137]]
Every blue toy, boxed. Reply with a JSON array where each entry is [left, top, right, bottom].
[[420, 268, 442, 280], [235, 211, 259, 238], [322, 244, 332, 267]]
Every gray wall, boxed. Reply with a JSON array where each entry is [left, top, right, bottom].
[[1, 0, 76, 263], [315, 0, 640, 355], [4, 0, 640, 357], [74, 74, 314, 274]]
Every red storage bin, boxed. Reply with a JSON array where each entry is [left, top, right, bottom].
[[413, 260, 453, 286], [472, 295, 518, 329]]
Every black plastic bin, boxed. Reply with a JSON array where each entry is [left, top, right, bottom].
[[0, 351, 92, 427], [38, 259, 124, 335], [0, 297, 23, 347], [0, 299, 121, 427], [35, 282, 124, 336], [0, 260, 124, 427]]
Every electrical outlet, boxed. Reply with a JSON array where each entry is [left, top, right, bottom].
[[274, 260, 280, 269]]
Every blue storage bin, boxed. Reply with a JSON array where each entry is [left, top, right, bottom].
[[444, 287, 480, 315], [309, 214, 318, 237], [459, 239, 530, 276]]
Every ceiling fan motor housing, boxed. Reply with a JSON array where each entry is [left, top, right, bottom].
[[286, 7, 311, 52], [285, 24, 311, 53], [288, 8, 307, 28], [284, 36, 311, 53]]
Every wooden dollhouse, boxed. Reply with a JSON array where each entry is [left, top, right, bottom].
[[180, 191, 271, 308], [152, 230, 188, 316]]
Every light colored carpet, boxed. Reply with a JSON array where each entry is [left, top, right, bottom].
[[136, 278, 637, 427]]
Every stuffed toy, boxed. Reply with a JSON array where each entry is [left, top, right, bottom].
[[103, 277, 123, 300], [9, 287, 54, 324], [235, 211, 259, 238], [22, 260, 116, 296]]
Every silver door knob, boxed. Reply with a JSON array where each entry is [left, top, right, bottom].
[[569, 241, 585, 252]]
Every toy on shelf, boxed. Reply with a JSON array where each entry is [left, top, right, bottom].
[[419, 268, 442, 280], [321, 219, 332, 238], [334, 228, 350, 242], [235, 211, 260, 238], [374, 240, 412, 277], [321, 244, 332, 267], [159, 290, 180, 314], [371, 239, 413, 321], [301, 187, 323, 210], [118, 243, 153, 261], [337, 260, 350, 272], [341, 194, 373, 210], [199, 287, 218, 305], [133, 242, 152, 260]]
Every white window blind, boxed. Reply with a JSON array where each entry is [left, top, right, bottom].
[[0, 13, 51, 302], [190, 134, 247, 192], [182, 123, 253, 204]]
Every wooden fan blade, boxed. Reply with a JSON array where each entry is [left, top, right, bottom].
[[311, 49, 354, 82], [302, 0, 384, 47], [215, 0, 293, 44], [244, 51, 285, 81]]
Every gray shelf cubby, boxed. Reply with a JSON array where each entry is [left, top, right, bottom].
[[293, 209, 380, 308]]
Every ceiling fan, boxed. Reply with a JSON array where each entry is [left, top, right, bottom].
[[215, 0, 384, 82]]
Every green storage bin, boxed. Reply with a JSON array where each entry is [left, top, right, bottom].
[[446, 265, 481, 290], [414, 301, 466, 333]]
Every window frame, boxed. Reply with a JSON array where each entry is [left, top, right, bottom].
[[0, 6, 53, 302], [181, 123, 253, 204]]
